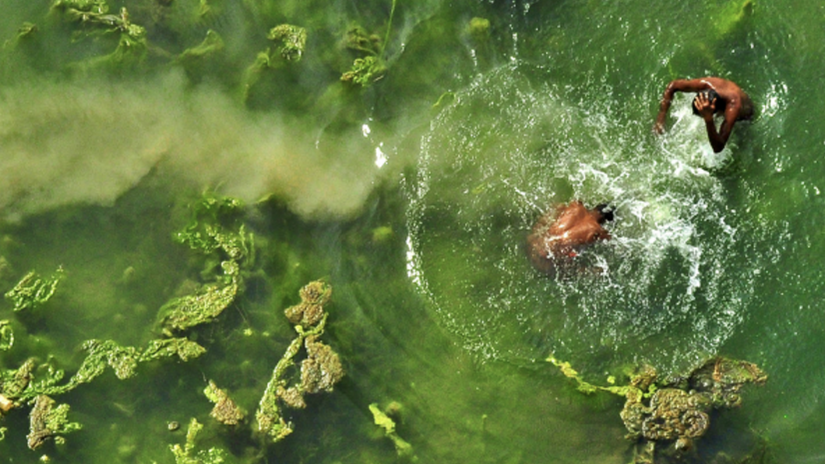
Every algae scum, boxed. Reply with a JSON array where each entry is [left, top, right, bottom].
[[2, 0, 825, 463]]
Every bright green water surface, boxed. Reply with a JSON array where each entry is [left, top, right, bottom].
[[1, 0, 824, 462]]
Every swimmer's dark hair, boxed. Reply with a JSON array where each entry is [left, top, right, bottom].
[[692, 89, 725, 115], [595, 204, 614, 223]]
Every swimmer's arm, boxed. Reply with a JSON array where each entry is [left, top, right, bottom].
[[654, 79, 711, 134], [704, 119, 727, 153], [705, 105, 739, 153]]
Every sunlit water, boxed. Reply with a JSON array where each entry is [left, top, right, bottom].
[[2, 0, 825, 463]]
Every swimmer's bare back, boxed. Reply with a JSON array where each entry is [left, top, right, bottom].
[[527, 201, 612, 276]]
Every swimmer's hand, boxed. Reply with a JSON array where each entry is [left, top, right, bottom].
[[653, 121, 665, 135], [694, 92, 716, 122], [653, 111, 668, 134]]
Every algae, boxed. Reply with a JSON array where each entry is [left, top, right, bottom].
[[0, 0, 816, 462], [268, 24, 308, 62], [340, 55, 387, 87], [142, 337, 208, 363], [256, 280, 344, 443], [300, 334, 344, 394], [204, 380, 244, 426], [60, 337, 205, 389], [4, 268, 64, 313], [0, 337, 207, 403], [1, 21, 38, 52], [26, 394, 82, 450], [16, 22, 39, 40], [339, 0, 396, 88], [430, 91, 456, 116], [170, 418, 228, 464], [549, 355, 767, 460], [240, 24, 307, 102], [159, 282, 240, 333], [175, 29, 224, 77], [371, 226, 394, 245], [0, 194, 245, 450], [369, 402, 414, 458], [0, 358, 68, 413], [0, 359, 33, 414], [466, 17, 491, 43], [0, 335, 204, 450], [343, 25, 382, 55], [160, 194, 252, 333], [51, 1, 148, 69], [284, 280, 331, 326], [0, 320, 13, 351]]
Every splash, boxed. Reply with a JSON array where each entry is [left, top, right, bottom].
[[406, 64, 763, 374]]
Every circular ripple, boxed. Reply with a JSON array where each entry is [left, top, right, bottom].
[[406, 63, 764, 374]]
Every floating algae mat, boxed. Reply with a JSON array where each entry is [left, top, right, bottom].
[[549, 355, 768, 462], [0, 195, 344, 460]]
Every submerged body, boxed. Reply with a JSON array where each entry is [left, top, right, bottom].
[[527, 201, 613, 276], [654, 77, 754, 153]]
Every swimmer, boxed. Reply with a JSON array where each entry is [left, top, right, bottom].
[[653, 77, 754, 153], [527, 201, 614, 276]]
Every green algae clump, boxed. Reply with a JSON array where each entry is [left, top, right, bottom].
[[26, 394, 82, 450], [467, 17, 491, 43], [142, 338, 207, 363], [689, 356, 768, 408], [256, 281, 344, 443], [50, 1, 148, 69], [159, 195, 252, 334], [369, 402, 414, 458], [4, 268, 63, 312], [0, 359, 36, 414], [240, 24, 307, 101], [170, 418, 227, 464], [339, 0, 396, 88], [341, 55, 386, 87], [268, 24, 307, 62], [284, 280, 332, 326], [0, 320, 13, 351], [0, 358, 65, 409], [343, 25, 382, 55], [0, 337, 206, 406], [548, 355, 767, 460], [67, 338, 205, 387], [175, 29, 225, 78], [301, 334, 344, 394], [204, 380, 244, 426], [0, 336, 205, 448], [159, 282, 240, 333]]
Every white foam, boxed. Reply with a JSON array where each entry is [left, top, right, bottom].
[[407, 64, 756, 371]]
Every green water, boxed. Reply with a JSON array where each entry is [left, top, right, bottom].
[[1, 0, 824, 462]]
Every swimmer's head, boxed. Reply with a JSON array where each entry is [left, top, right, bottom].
[[595, 204, 614, 223], [692, 89, 725, 115]]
